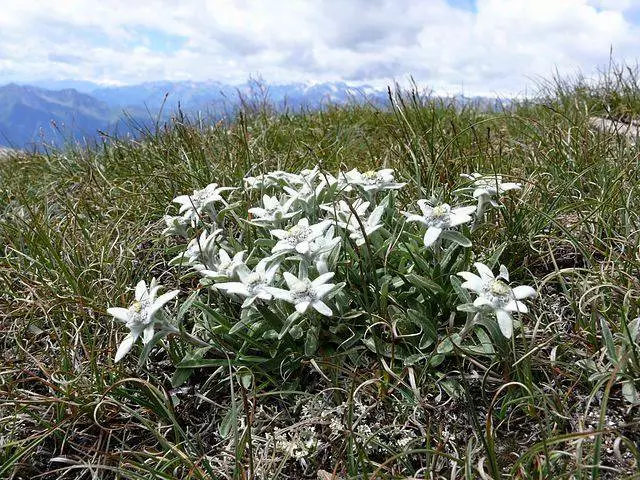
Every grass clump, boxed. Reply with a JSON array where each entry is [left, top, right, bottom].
[[2, 63, 640, 479]]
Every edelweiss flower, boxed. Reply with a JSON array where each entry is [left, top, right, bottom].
[[339, 168, 406, 193], [404, 200, 476, 247], [271, 272, 337, 316], [461, 173, 521, 198], [458, 262, 536, 338], [321, 199, 370, 224], [214, 259, 280, 308], [248, 194, 299, 225], [162, 212, 191, 237], [173, 183, 236, 221], [172, 229, 223, 271], [200, 249, 246, 281], [343, 204, 385, 246], [271, 218, 331, 255], [244, 171, 302, 189], [307, 226, 341, 273], [107, 279, 180, 362]]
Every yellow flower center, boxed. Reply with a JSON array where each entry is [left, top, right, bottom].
[[490, 280, 510, 296], [432, 204, 449, 217]]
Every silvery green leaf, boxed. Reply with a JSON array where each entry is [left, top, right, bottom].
[[622, 381, 640, 404], [600, 316, 618, 366], [278, 311, 302, 340], [440, 230, 472, 247], [289, 324, 304, 340], [305, 322, 320, 356]]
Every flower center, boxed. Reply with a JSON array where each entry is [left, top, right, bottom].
[[490, 280, 511, 296], [286, 225, 310, 244], [432, 204, 450, 218], [128, 299, 151, 325], [291, 280, 313, 301], [246, 272, 263, 287], [362, 170, 378, 183]]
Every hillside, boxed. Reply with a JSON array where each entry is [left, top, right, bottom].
[[1, 69, 639, 478]]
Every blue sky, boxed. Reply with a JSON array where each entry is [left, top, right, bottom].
[[1, 0, 640, 95]]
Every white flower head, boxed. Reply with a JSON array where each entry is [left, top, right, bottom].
[[248, 194, 299, 225], [339, 168, 406, 193], [173, 183, 236, 221], [271, 218, 331, 255], [458, 262, 536, 338], [344, 204, 386, 246], [214, 258, 280, 308], [200, 249, 247, 281], [162, 212, 192, 237], [460, 173, 522, 208], [307, 226, 341, 273], [321, 199, 370, 224], [173, 228, 223, 271], [404, 200, 476, 247], [107, 278, 180, 362], [244, 170, 302, 190], [272, 272, 337, 316]]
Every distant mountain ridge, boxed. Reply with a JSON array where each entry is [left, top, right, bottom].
[[0, 80, 512, 149]]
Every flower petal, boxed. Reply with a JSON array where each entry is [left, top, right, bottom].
[[496, 309, 513, 338], [311, 272, 335, 286], [135, 280, 147, 300], [474, 262, 495, 281], [107, 307, 130, 323], [296, 241, 310, 254], [142, 324, 155, 344], [423, 227, 442, 247], [295, 301, 311, 314], [313, 283, 335, 298], [148, 290, 179, 317], [474, 296, 494, 308], [283, 272, 299, 289], [504, 300, 528, 314], [312, 300, 333, 317], [215, 282, 249, 296], [404, 213, 427, 224], [512, 285, 536, 299], [114, 333, 135, 362], [458, 273, 484, 293]]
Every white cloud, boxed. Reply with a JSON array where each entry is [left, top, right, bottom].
[[0, 0, 639, 95]]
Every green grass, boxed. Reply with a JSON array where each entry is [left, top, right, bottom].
[[2, 63, 640, 479]]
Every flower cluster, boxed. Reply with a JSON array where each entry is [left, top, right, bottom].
[[107, 167, 533, 363]]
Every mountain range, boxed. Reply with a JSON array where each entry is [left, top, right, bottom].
[[0, 80, 512, 149]]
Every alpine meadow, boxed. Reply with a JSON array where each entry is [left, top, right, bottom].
[[2, 63, 640, 479]]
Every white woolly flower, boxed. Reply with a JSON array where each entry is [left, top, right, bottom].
[[271, 218, 331, 255], [307, 226, 341, 273], [458, 262, 536, 338], [461, 173, 521, 202], [343, 204, 386, 246], [271, 272, 337, 316], [339, 168, 405, 193], [283, 181, 326, 207], [320, 199, 370, 224], [404, 200, 475, 247], [200, 250, 246, 281], [214, 259, 280, 308], [173, 183, 236, 221], [162, 212, 192, 237], [173, 229, 223, 271], [248, 194, 299, 225], [107, 279, 180, 362], [244, 171, 302, 189]]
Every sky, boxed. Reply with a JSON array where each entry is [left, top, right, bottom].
[[1, 0, 640, 96]]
